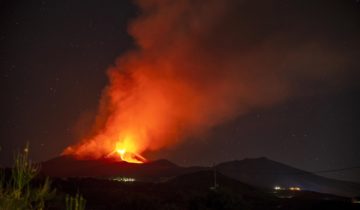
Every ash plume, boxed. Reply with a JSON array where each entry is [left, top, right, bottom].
[[64, 0, 360, 159]]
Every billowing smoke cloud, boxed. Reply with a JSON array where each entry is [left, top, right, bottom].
[[64, 0, 359, 160]]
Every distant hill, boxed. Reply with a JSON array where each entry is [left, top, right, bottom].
[[40, 155, 360, 197], [41, 155, 203, 182], [215, 157, 360, 197], [50, 172, 355, 210], [167, 170, 262, 195]]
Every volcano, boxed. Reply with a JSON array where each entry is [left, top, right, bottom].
[[40, 155, 203, 182]]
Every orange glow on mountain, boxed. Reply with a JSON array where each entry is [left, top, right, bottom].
[[109, 137, 147, 163], [63, 130, 148, 163]]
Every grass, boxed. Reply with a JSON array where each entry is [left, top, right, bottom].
[[0, 143, 56, 210], [65, 192, 86, 210], [0, 143, 88, 210]]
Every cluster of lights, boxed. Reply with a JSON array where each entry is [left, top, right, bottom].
[[289, 187, 301, 191], [112, 177, 136, 182], [274, 186, 283, 190], [274, 186, 301, 191], [352, 198, 360, 204]]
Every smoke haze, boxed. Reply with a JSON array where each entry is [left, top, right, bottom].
[[64, 0, 359, 159]]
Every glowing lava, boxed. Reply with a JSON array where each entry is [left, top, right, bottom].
[[107, 141, 147, 163], [63, 132, 148, 164]]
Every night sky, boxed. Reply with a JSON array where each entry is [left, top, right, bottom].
[[1, 0, 360, 182]]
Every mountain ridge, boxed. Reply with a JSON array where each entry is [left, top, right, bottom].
[[40, 155, 360, 197]]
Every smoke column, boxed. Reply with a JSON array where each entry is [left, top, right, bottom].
[[64, 0, 359, 161]]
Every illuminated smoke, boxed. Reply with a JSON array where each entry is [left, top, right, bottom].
[[63, 0, 359, 161]]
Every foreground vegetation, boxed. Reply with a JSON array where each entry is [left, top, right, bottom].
[[0, 144, 54, 209], [0, 145, 86, 210], [0, 145, 357, 209]]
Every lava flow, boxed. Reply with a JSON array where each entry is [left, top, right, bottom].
[[107, 142, 147, 163], [63, 132, 149, 163]]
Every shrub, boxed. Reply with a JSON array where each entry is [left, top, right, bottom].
[[0, 143, 55, 210]]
